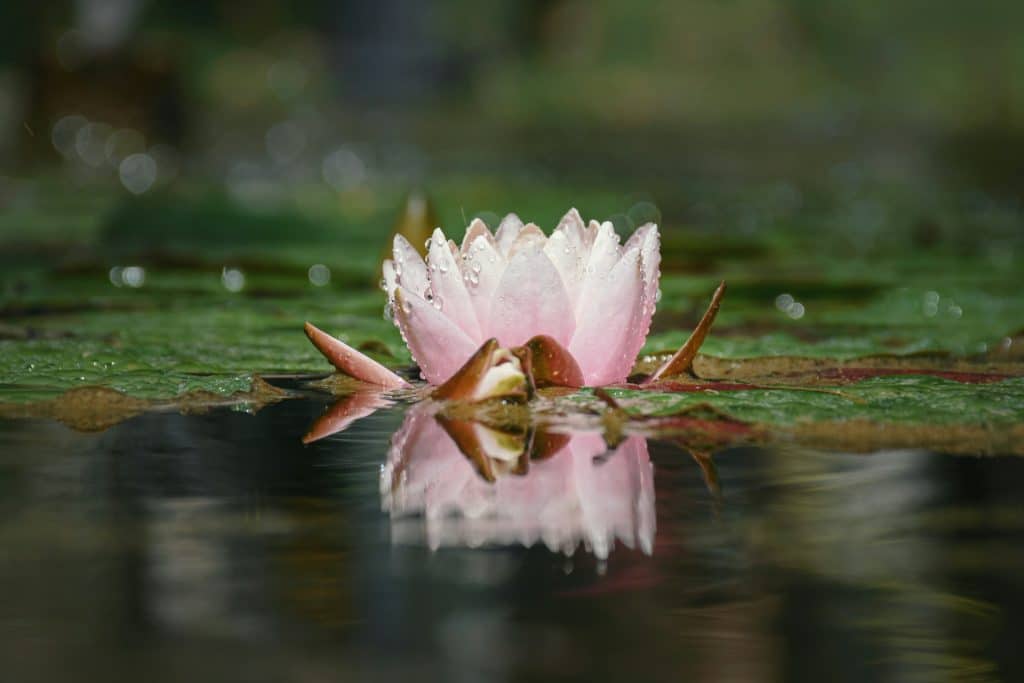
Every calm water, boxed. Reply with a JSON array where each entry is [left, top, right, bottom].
[[1, 395, 1022, 682]]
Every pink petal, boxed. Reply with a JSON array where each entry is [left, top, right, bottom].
[[393, 287, 481, 384], [568, 220, 627, 379], [381, 259, 397, 299], [569, 246, 644, 385], [625, 223, 661, 366], [558, 207, 586, 240], [304, 322, 410, 389], [463, 234, 506, 335], [628, 223, 661, 312], [506, 223, 547, 257], [487, 245, 575, 348], [543, 209, 589, 308], [494, 213, 524, 255], [573, 221, 622, 313], [585, 220, 622, 274], [460, 217, 496, 254], [391, 234, 429, 298], [426, 227, 482, 340]]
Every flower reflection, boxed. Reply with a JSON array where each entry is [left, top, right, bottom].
[[302, 390, 394, 444], [379, 404, 655, 559]]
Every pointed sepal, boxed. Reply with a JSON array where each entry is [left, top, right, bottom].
[[645, 281, 726, 383], [432, 338, 529, 402], [304, 322, 411, 389], [513, 334, 585, 389]]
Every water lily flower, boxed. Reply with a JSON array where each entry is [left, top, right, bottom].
[[380, 404, 655, 558], [305, 208, 724, 397]]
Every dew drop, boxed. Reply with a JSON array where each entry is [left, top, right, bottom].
[[383, 302, 395, 321], [655, 288, 662, 303]]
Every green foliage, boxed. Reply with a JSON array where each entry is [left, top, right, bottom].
[[591, 376, 1024, 427], [0, 178, 1021, 444]]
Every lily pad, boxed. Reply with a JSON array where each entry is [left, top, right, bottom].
[[0, 179, 1021, 446]]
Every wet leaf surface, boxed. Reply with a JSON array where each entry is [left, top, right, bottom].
[[1, 180, 1021, 444]]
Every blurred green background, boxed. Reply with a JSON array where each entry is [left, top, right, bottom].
[[1, 0, 1022, 404], [3, 0, 1024, 195]]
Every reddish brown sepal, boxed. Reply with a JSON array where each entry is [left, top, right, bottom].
[[646, 281, 726, 383], [515, 335, 585, 389]]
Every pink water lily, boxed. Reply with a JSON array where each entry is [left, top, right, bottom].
[[305, 208, 724, 395], [383, 208, 660, 386]]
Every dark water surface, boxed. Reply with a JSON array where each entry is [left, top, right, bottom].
[[1, 397, 1022, 682]]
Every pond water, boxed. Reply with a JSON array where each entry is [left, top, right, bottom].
[[2, 393, 1022, 682]]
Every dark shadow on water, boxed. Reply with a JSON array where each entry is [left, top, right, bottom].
[[1, 399, 1023, 682]]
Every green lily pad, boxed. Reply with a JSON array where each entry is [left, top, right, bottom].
[[0, 177, 1021, 447]]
